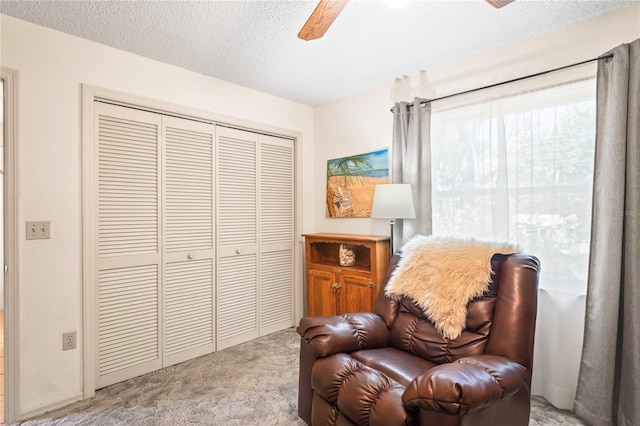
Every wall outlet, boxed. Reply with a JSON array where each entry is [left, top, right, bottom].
[[63, 332, 77, 351], [26, 221, 51, 240]]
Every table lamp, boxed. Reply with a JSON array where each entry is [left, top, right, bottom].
[[371, 183, 416, 257]]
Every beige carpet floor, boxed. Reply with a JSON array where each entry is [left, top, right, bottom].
[[14, 328, 585, 425]]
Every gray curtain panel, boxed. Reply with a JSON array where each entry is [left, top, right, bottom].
[[575, 39, 640, 426], [391, 98, 432, 252]]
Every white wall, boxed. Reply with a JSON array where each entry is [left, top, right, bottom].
[[313, 4, 640, 235], [0, 15, 314, 417], [314, 88, 393, 237]]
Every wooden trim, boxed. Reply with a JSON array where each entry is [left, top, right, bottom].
[[81, 85, 97, 399], [302, 233, 390, 243], [2, 67, 20, 423]]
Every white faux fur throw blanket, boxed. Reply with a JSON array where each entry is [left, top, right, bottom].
[[385, 235, 518, 339]]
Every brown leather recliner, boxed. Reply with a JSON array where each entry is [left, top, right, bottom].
[[297, 252, 540, 426]]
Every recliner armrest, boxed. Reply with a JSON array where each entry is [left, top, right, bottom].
[[402, 355, 526, 416], [297, 313, 389, 358]]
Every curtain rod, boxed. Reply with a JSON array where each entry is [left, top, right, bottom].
[[390, 53, 613, 112]]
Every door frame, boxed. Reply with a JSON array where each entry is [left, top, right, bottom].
[[2, 67, 20, 423], [82, 85, 304, 398]]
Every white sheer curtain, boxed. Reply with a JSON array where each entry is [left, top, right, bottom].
[[430, 77, 597, 409]]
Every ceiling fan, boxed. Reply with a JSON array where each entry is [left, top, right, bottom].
[[298, 0, 516, 41]]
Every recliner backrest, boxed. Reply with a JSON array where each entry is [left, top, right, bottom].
[[373, 253, 538, 376]]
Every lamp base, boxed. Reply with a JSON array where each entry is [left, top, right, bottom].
[[389, 219, 395, 258]]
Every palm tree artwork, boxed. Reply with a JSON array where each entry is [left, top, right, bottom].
[[326, 149, 389, 218]]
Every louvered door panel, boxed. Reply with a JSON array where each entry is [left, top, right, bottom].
[[260, 140, 294, 245], [217, 254, 258, 350], [259, 250, 293, 334], [165, 121, 214, 253], [98, 114, 159, 256], [95, 103, 162, 388], [164, 259, 215, 365], [216, 127, 259, 349], [259, 136, 294, 335], [163, 116, 216, 366], [217, 128, 258, 250], [97, 264, 160, 387]]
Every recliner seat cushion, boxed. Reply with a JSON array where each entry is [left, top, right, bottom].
[[350, 347, 436, 386]]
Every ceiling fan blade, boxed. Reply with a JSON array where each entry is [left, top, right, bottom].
[[298, 0, 349, 41], [485, 0, 516, 8]]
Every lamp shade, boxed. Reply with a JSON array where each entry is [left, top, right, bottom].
[[370, 184, 416, 219]]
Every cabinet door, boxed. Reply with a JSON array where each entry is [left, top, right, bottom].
[[307, 269, 337, 317], [340, 273, 375, 314]]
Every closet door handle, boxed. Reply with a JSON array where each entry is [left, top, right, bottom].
[[187, 253, 195, 260], [236, 249, 241, 255]]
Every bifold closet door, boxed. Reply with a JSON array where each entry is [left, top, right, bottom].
[[216, 127, 294, 350], [258, 135, 295, 336], [95, 103, 162, 388], [216, 127, 259, 349], [162, 116, 216, 367], [94, 101, 292, 385], [94, 103, 216, 387]]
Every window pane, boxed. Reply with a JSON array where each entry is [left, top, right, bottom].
[[431, 78, 596, 294]]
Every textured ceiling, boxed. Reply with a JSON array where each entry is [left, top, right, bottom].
[[1, 0, 637, 106]]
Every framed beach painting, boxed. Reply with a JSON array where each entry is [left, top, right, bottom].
[[326, 148, 389, 218]]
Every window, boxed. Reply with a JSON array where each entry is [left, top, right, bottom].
[[431, 78, 596, 295]]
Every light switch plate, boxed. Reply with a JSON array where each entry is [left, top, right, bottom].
[[26, 221, 51, 240]]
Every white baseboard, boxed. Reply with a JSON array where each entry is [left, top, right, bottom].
[[20, 393, 84, 421]]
